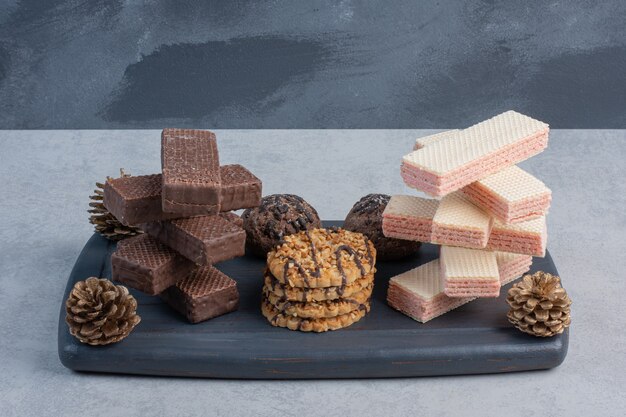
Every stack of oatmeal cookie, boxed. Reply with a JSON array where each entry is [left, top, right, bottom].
[[261, 228, 376, 332]]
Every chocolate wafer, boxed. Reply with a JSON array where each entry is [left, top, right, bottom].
[[104, 165, 261, 226], [219, 211, 243, 227], [111, 234, 195, 295], [161, 128, 221, 215], [141, 215, 246, 265], [161, 266, 239, 323], [219, 164, 262, 212], [104, 174, 178, 226]]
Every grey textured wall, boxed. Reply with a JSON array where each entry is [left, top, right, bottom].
[[1, 0, 625, 129]]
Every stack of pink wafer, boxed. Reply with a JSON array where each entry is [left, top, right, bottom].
[[384, 110, 552, 322], [387, 252, 532, 323]]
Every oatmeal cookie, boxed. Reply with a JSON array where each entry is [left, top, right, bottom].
[[267, 228, 376, 288], [261, 299, 370, 332]]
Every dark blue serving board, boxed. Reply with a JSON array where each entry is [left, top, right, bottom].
[[58, 221, 568, 379]]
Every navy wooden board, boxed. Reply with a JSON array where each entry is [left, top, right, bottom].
[[58, 221, 568, 379]]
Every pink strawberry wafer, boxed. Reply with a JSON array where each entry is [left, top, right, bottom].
[[382, 193, 492, 249], [430, 192, 492, 248], [410, 129, 552, 224], [413, 130, 460, 151], [495, 251, 533, 286], [461, 166, 551, 224], [386, 252, 533, 323], [401, 111, 549, 197], [381, 195, 439, 242], [387, 260, 474, 323], [486, 216, 547, 257], [440, 246, 500, 298]]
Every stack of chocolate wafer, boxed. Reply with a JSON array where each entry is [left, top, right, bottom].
[[261, 228, 376, 332], [383, 111, 551, 322], [105, 128, 262, 323]]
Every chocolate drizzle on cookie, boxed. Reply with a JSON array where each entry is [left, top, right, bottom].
[[304, 230, 322, 278], [282, 230, 322, 288], [283, 257, 310, 287], [335, 244, 366, 293], [277, 229, 374, 290]]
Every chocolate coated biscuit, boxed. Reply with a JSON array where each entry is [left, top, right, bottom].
[[161, 128, 221, 215], [242, 194, 321, 257], [111, 234, 195, 295], [141, 215, 245, 265], [161, 266, 239, 323]]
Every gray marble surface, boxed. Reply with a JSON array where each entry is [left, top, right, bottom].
[[1, 1, 626, 129], [0, 130, 624, 416]]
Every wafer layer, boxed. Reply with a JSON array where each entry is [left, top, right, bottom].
[[381, 195, 439, 242], [461, 166, 551, 224], [413, 130, 460, 150], [401, 111, 549, 196], [387, 251, 533, 323], [431, 192, 492, 248], [383, 193, 547, 256], [440, 246, 500, 297], [410, 130, 552, 224], [382, 193, 492, 250], [160, 265, 239, 323], [104, 174, 179, 226], [104, 166, 260, 226], [161, 128, 221, 215], [219, 164, 262, 212], [141, 215, 246, 265], [486, 216, 547, 257], [111, 234, 195, 295], [495, 251, 533, 285], [387, 260, 475, 322]]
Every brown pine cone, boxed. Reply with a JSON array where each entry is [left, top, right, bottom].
[[88, 169, 142, 241], [506, 271, 572, 337], [65, 277, 141, 346]]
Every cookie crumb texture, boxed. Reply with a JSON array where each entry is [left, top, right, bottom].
[[267, 228, 376, 288], [242, 194, 321, 257], [344, 193, 421, 261]]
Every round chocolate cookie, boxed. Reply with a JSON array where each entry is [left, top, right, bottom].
[[242, 194, 322, 257], [344, 193, 421, 261]]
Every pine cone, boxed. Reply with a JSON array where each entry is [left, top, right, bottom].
[[89, 169, 143, 241], [65, 277, 141, 346], [506, 271, 572, 337]]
